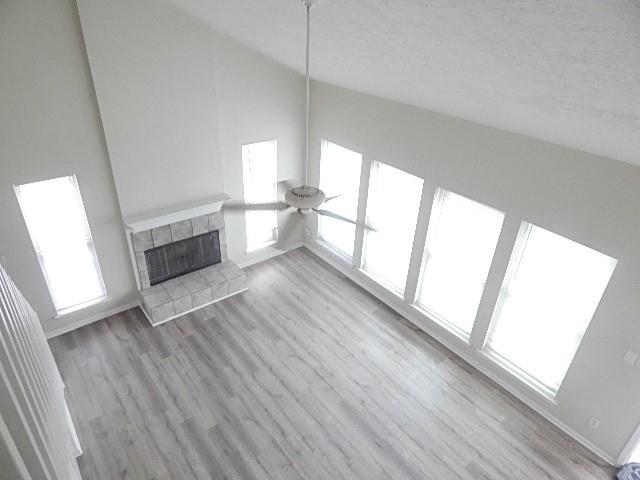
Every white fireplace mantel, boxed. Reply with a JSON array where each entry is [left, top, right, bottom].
[[123, 193, 231, 233]]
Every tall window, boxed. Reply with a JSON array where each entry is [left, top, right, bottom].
[[416, 189, 504, 337], [362, 162, 423, 294], [15, 176, 107, 315], [485, 223, 617, 395], [242, 140, 278, 252], [318, 140, 362, 257]]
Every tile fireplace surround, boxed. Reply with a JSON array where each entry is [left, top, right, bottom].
[[124, 196, 247, 326]]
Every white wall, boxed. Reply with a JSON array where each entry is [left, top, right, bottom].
[[6, 0, 636, 464], [0, 0, 137, 335], [76, 0, 225, 218], [307, 81, 640, 461], [212, 32, 305, 265], [77, 0, 305, 265], [0, 0, 305, 335]]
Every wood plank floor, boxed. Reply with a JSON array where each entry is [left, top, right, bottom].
[[50, 247, 614, 480]]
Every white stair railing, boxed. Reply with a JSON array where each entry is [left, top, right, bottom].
[[0, 262, 81, 480]]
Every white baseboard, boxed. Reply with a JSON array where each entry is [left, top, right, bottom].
[[44, 301, 140, 339], [236, 242, 305, 269], [44, 244, 304, 338], [304, 240, 617, 466]]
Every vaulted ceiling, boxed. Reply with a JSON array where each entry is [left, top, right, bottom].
[[168, 0, 640, 166]]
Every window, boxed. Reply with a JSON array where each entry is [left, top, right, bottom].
[[485, 223, 617, 396], [318, 140, 362, 257], [629, 442, 640, 464], [416, 189, 504, 337], [242, 140, 278, 252], [14, 176, 107, 315], [362, 162, 423, 294]]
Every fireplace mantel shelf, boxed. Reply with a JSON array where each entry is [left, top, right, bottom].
[[123, 193, 231, 233]]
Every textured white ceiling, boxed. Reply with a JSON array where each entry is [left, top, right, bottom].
[[168, 0, 640, 166]]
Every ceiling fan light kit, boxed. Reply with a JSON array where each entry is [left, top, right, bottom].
[[285, 185, 326, 213]]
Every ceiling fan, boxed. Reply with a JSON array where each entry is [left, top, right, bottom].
[[223, 0, 368, 230]]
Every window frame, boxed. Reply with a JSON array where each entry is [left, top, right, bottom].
[[361, 161, 424, 296], [317, 139, 363, 259], [482, 222, 617, 399], [14, 175, 108, 316], [414, 188, 505, 341], [241, 139, 279, 253]]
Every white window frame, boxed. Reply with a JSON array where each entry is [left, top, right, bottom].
[[482, 222, 617, 400], [14, 175, 107, 316], [241, 140, 278, 253], [361, 161, 423, 296], [317, 139, 363, 260], [414, 188, 504, 341]]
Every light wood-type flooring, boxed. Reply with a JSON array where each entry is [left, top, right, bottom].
[[49, 247, 614, 479]]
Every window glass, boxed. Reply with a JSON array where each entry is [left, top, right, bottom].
[[485, 223, 617, 394], [362, 162, 423, 294], [416, 189, 504, 337], [15, 176, 107, 313], [242, 140, 278, 252], [318, 140, 362, 257]]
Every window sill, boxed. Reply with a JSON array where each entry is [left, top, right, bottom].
[[246, 239, 278, 254], [479, 348, 559, 405], [316, 237, 354, 265], [54, 296, 110, 319], [411, 303, 472, 346], [358, 267, 405, 300]]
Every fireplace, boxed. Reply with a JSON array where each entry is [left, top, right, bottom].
[[128, 210, 229, 289], [124, 195, 247, 326], [145, 230, 221, 285]]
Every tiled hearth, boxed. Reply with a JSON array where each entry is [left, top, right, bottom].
[[124, 195, 246, 326], [139, 262, 246, 325]]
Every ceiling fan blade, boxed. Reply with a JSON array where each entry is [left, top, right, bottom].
[[324, 194, 341, 204], [223, 201, 291, 212], [313, 209, 376, 231], [313, 209, 356, 224]]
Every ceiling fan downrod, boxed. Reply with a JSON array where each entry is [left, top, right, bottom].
[[284, 0, 326, 213]]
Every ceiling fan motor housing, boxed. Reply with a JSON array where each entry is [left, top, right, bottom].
[[285, 185, 326, 213]]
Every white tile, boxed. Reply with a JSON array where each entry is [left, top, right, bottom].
[[165, 284, 190, 301], [208, 212, 224, 231], [151, 302, 175, 323], [143, 289, 171, 309], [228, 277, 247, 293], [201, 268, 225, 286], [141, 283, 165, 297], [170, 220, 193, 241], [135, 252, 147, 272], [212, 283, 228, 301], [162, 276, 184, 288], [182, 271, 202, 281], [192, 215, 210, 235], [218, 230, 228, 246], [139, 270, 150, 289], [132, 230, 153, 252], [192, 288, 213, 306], [219, 263, 244, 281], [174, 296, 192, 314], [184, 277, 209, 294], [152, 225, 172, 246]]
